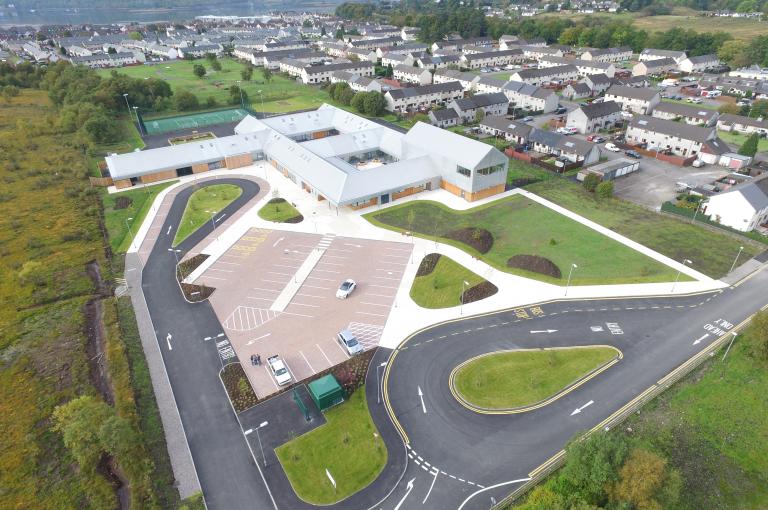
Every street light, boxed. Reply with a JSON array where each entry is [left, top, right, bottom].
[[691, 199, 704, 224], [168, 248, 182, 278], [722, 332, 738, 362], [122, 93, 133, 122], [460, 280, 469, 315], [729, 246, 744, 273], [257, 89, 265, 117], [205, 210, 219, 231], [125, 217, 134, 248], [236, 79, 244, 108], [245, 421, 269, 467], [564, 263, 578, 296], [133, 106, 143, 136], [671, 258, 692, 293], [376, 361, 388, 404]]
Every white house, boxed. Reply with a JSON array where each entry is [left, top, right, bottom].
[[604, 85, 661, 114], [632, 57, 677, 77], [448, 92, 509, 123], [566, 101, 623, 134], [460, 49, 525, 70], [433, 69, 480, 90], [704, 175, 768, 232], [625, 115, 716, 157], [384, 81, 464, 113], [538, 56, 615, 78], [638, 48, 687, 64], [580, 47, 632, 62], [330, 70, 383, 92], [652, 102, 719, 126], [678, 54, 720, 74], [301, 62, 374, 84], [393, 64, 433, 85], [510, 64, 579, 86], [716, 113, 768, 135]]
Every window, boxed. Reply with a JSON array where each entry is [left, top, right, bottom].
[[478, 164, 504, 176], [457, 166, 471, 177]]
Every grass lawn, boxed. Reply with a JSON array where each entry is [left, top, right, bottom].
[[173, 184, 242, 246], [453, 347, 618, 409], [88, 118, 144, 177], [98, 58, 330, 114], [717, 130, 768, 153], [366, 196, 681, 285], [661, 98, 719, 110], [622, 319, 768, 509], [102, 180, 178, 253], [410, 255, 485, 308], [524, 178, 762, 279], [275, 386, 386, 505], [258, 198, 302, 223]]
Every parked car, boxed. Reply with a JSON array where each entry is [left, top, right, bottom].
[[337, 329, 364, 355], [336, 279, 357, 299], [605, 143, 621, 152], [565, 127, 578, 134], [624, 150, 641, 159], [521, 116, 533, 122], [267, 355, 292, 386], [555, 107, 567, 114], [556, 127, 570, 134], [587, 135, 605, 143]]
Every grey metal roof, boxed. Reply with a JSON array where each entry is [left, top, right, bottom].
[[480, 116, 533, 138], [451, 92, 508, 111], [686, 54, 719, 64], [605, 84, 659, 102], [430, 109, 460, 121], [629, 115, 716, 143], [387, 81, 462, 100], [403, 122, 507, 171], [514, 64, 578, 80]]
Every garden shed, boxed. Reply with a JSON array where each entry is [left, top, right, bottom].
[[308, 375, 345, 411]]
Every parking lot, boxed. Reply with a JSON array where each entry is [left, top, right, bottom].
[[194, 229, 412, 398]]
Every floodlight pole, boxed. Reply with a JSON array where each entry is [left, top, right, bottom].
[[460, 280, 469, 316], [122, 93, 134, 122]]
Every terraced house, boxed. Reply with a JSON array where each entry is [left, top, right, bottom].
[[301, 62, 374, 84], [625, 115, 716, 156], [651, 102, 719, 126], [384, 82, 464, 112], [604, 85, 661, 114], [459, 49, 525, 69], [509, 64, 579, 86]]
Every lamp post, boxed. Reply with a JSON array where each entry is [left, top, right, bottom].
[[460, 280, 469, 316], [257, 89, 265, 117], [122, 93, 133, 122], [691, 199, 704, 224], [376, 361, 387, 404], [722, 332, 738, 362], [729, 246, 744, 273], [168, 248, 183, 278], [125, 217, 134, 249], [671, 258, 692, 293], [237, 79, 244, 108], [564, 263, 578, 296], [133, 106, 143, 136], [245, 421, 269, 467]]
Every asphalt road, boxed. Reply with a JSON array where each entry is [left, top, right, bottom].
[[133, 177, 768, 510]]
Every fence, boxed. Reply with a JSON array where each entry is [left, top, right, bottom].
[[505, 147, 583, 174], [618, 142, 696, 166], [661, 202, 768, 245], [493, 325, 745, 509]]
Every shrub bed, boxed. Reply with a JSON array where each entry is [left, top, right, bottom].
[[176, 254, 215, 302], [416, 253, 441, 277], [220, 363, 259, 413], [507, 254, 562, 278], [461, 281, 498, 303], [114, 196, 133, 210], [445, 227, 494, 254]]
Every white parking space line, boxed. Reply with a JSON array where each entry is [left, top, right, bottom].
[[360, 302, 391, 307], [318, 261, 343, 266], [198, 275, 227, 281], [272, 264, 301, 269], [266, 271, 291, 276], [365, 293, 395, 299], [307, 276, 335, 281], [356, 311, 386, 317], [296, 293, 327, 299], [216, 261, 241, 266], [375, 268, 404, 272], [252, 287, 280, 293], [302, 284, 331, 290], [208, 268, 234, 273], [373, 276, 401, 281], [263, 365, 279, 390], [281, 311, 315, 318], [299, 351, 316, 374], [289, 303, 320, 308], [316, 343, 333, 364], [369, 284, 398, 289], [312, 268, 341, 274], [379, 253, 409, 259], [260, 279, 287, 284], [332, 339, 351, 359]]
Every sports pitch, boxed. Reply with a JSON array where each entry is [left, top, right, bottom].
[[143, 108, 248, 135]]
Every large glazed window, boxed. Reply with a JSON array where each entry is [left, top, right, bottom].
[[457, 166, 471, 177]]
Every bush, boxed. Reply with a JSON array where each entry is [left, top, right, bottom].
[[192, 64, 206, 78], [583, 173, 600, 192], [738, 133, 759, 157], [595, 181, 614, 199], [175, 90, 199, 111]]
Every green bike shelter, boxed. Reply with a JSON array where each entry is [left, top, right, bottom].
[[308, 375, 344, 411]]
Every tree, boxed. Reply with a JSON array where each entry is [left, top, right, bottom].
[[738, 132, 759, 157], [228, 85, 248, 106], [241, 65, 253, 81], [609, 448, 680, 510], [596, 181, 614, 199], [174, 90, 199, 111], [335, 27, 345, 40], [474, 108, 486, 124], [193, 64, 206, 78], [338, 86, 355, 106], [205, 52, 217, 63], [210, 60, 222, 72], [82, 112, 120, 143], [107, 46, 117, 54], [128, 31, 143, 41], [560, 432, 629, 505], [261, 67, 273, 83], [52, 396, 114, 471], [321, 26, 327, 37], [2, 85, 19, 103], [362, 92, 386, 116], [351, 91, 366, 111], [385, 63, 394, 78], [583, 173, 600, 192], [205, 96, 218, 108], [718, 102, 741, 115]]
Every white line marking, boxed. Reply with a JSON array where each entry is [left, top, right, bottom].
[[316, 344, 333, 364], [289, 302, 320, 308], [457, 479, 531, 510], [299, 351, 316, 373], [247, 333, 271, 346], [251, 287, 280, 293], [360, 302, 391, 307], [356, 311, 386, 317]]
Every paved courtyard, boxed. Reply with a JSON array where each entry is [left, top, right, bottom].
[[193, 228, 412, 398]]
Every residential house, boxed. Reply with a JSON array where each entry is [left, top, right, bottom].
[[538, 56, 615, 78], [71, 52, 139, 68], [703, 174, 768, 232], [433, 69, 480, 90], [428, 108, 461, 128], [384, 81, 464, 112], [604, 85, 660, 114], [448, 92, 509, 123], [416, 55, 461, 70], [479, 116, 533, 145], [716, 113, 768, 135], [528, 129, 601, 165], [562, 82, 593, 100], [460, 49, 524, 70], [301, 62, 374, 84], [678, 54, 720, 74], [584, 73, 612, 94], [475, 77, 558, 113], [625, 115, 716, 156], [381, 52, 415, 68], [651, 102, 719, 126], [638, 48, 687, 64], [393, 64, 433, 85], [509, 64, 579, 86], [330, 70, 383, 92], [348, 36, 401, 50], [632, 57, 677, 77], [580, 47, 632, 62], [566, 101, 623, 134], [520, 45, 564, 60], [177, 43, 222, 59]]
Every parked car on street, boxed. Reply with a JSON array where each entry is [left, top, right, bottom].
[[587, 135, 606, 143], [522, 116, 533, 122], [267, 355, 292, 386], [337, 329, 364, 355], [336, 279, 357, 299], [624, 150, 641, 159], [605, 143, 621, 152]]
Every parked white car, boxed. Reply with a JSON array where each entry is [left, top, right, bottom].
[[267, 355, 292, 386], [337, 329, 364, 355], [605, 143, 621, 152], [336, 279, 357, 299]]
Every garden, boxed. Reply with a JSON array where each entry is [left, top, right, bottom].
[[173, 184, 242, 246], [410, 253, 497, 309], [257, 197, 304, 223]]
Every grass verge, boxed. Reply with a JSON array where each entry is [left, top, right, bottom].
[[366, 196, 682, 285], [258, 198, 303, 223], [410, 255, 485, 308], [454, 347, 618, 410], [717, 130, 768, 153], [173, 184, 242, 246], [102, 180, 178, 253], [276, 386, 387, 505]]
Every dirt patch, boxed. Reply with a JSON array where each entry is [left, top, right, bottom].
[[445, 227, 494, 254], [221, 362, 259, 412], [177, 254, 215, 302], [416, 253, 442, 277], [508, 178, 540, 188], [461, 281, 499, 304], [114, 196, 133, 210], [284, 214, 304, 223], [506, 254, 562, 279]]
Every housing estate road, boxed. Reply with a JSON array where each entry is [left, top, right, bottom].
[[379, 267, 768, 510]]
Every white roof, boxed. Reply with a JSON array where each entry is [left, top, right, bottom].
[[403, 122, 507, 170]]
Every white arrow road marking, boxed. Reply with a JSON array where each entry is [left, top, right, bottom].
[[530, 329, 558, 334], [423, 469, 439, 504], [570, 400, 594, 416], [166, 333, 173, 351], [217, 332, 225, 338], [457, 478, 531, 510], [247, 333, 271, 346], [166, 225, 172, 235], [203, 336, 212, 341], [418, 386, 426, 414], [693, 333, 709, 345], [272, 237, 285, 248], [393, 478, 415, 510]]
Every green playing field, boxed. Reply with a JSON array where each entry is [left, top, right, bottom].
[[142, 108, 248, 135]]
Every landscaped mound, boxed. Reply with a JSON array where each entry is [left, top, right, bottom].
[[416, 253, 441, 277], [461, 281, 498, 304], [258, 197, 303, 223], [445, 227, 494, 254], [114, 196, 133, 210], [507, 254, 562, 279]]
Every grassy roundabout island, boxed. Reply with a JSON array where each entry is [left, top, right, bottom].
[[452, 346, 620, 412], [275, 387, 386, 505], [258, 197, 304, 223], [173, 184, 242, 246], [410, 253, 498, 308]]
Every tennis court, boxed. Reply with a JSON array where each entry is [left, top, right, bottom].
[[142, 108, 249, 135]]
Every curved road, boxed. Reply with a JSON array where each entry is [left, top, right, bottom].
[[131, 177, 768, 510]]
